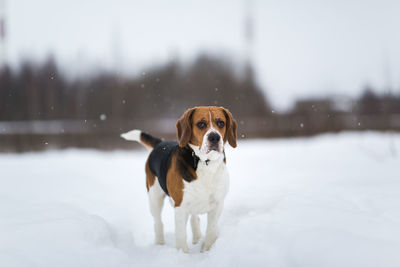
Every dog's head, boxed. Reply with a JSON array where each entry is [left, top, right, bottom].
[[176, 106, 237, 159]]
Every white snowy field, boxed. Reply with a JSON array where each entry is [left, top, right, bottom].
[[0, 132, 399, 267]]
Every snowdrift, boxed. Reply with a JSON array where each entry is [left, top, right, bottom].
[[1, 132, 399, 267]]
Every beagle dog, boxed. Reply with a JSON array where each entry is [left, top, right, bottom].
[[121, 106, 237, 252]]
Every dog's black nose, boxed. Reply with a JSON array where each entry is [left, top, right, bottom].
[[208, 132, 220, 144]]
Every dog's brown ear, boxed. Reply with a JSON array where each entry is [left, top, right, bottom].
[[222, 107, 238, 148], [176, 108, 195, 147]]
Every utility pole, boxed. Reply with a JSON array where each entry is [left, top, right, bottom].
[[0, 0, 7, 69], [244, 0, 254, 81], [382, 49, 393, 95], [0, 0, 6, 68]]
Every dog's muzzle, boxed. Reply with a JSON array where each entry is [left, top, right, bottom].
[[207, 132, 221, 152]]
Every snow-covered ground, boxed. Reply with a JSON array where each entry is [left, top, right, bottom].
[[1, 132, 399, 267]]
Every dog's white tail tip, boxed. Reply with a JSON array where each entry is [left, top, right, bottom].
[[121, 129, 141, 142]]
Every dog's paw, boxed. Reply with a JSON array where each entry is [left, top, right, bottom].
[[155, 239, 165, 245], [155, 234, 165, 245], [201, 235, 217, 252], [176, 243, 189, 253], [192, 233, 202, 244], [200, 242, 212, 252]]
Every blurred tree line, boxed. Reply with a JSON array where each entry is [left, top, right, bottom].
[[0, 55, 269, 122], [0, 55, 400, 151]]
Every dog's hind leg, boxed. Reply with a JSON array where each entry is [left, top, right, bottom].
[[190, 214, 202, 244], [148, 180, 166, 245]]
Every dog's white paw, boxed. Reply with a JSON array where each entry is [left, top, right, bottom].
[[176, 243, 189, 253], [201, 234, 217, 252], [154, 232, 165, 245], [155, 238, 165, 245], [200, 242, 212, 252], [192, 233, 202, 244]]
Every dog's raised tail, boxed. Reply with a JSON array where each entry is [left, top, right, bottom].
[[121, 129, 162, 151]]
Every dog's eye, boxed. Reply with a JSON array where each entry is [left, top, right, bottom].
[[197, 122, 207, 129], [217, 121, 225, 128]]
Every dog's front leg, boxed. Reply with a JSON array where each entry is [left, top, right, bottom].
[[201, 201, 224, 252], [174, 207, 189, 253]]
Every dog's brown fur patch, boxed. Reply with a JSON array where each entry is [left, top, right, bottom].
[[176, 149, 198, 182], [166, 154, 184, 207], [221, 107, 237, 148], [145, 159, 155, 191]]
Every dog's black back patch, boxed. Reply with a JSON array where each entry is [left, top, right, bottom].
[[148, 141, 199, 196], [148, 141, 178, 196]]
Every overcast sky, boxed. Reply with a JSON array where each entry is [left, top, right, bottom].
[[5, 0, 400, 109]]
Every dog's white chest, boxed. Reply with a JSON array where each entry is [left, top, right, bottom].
[[180, 159, 229, 214]]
